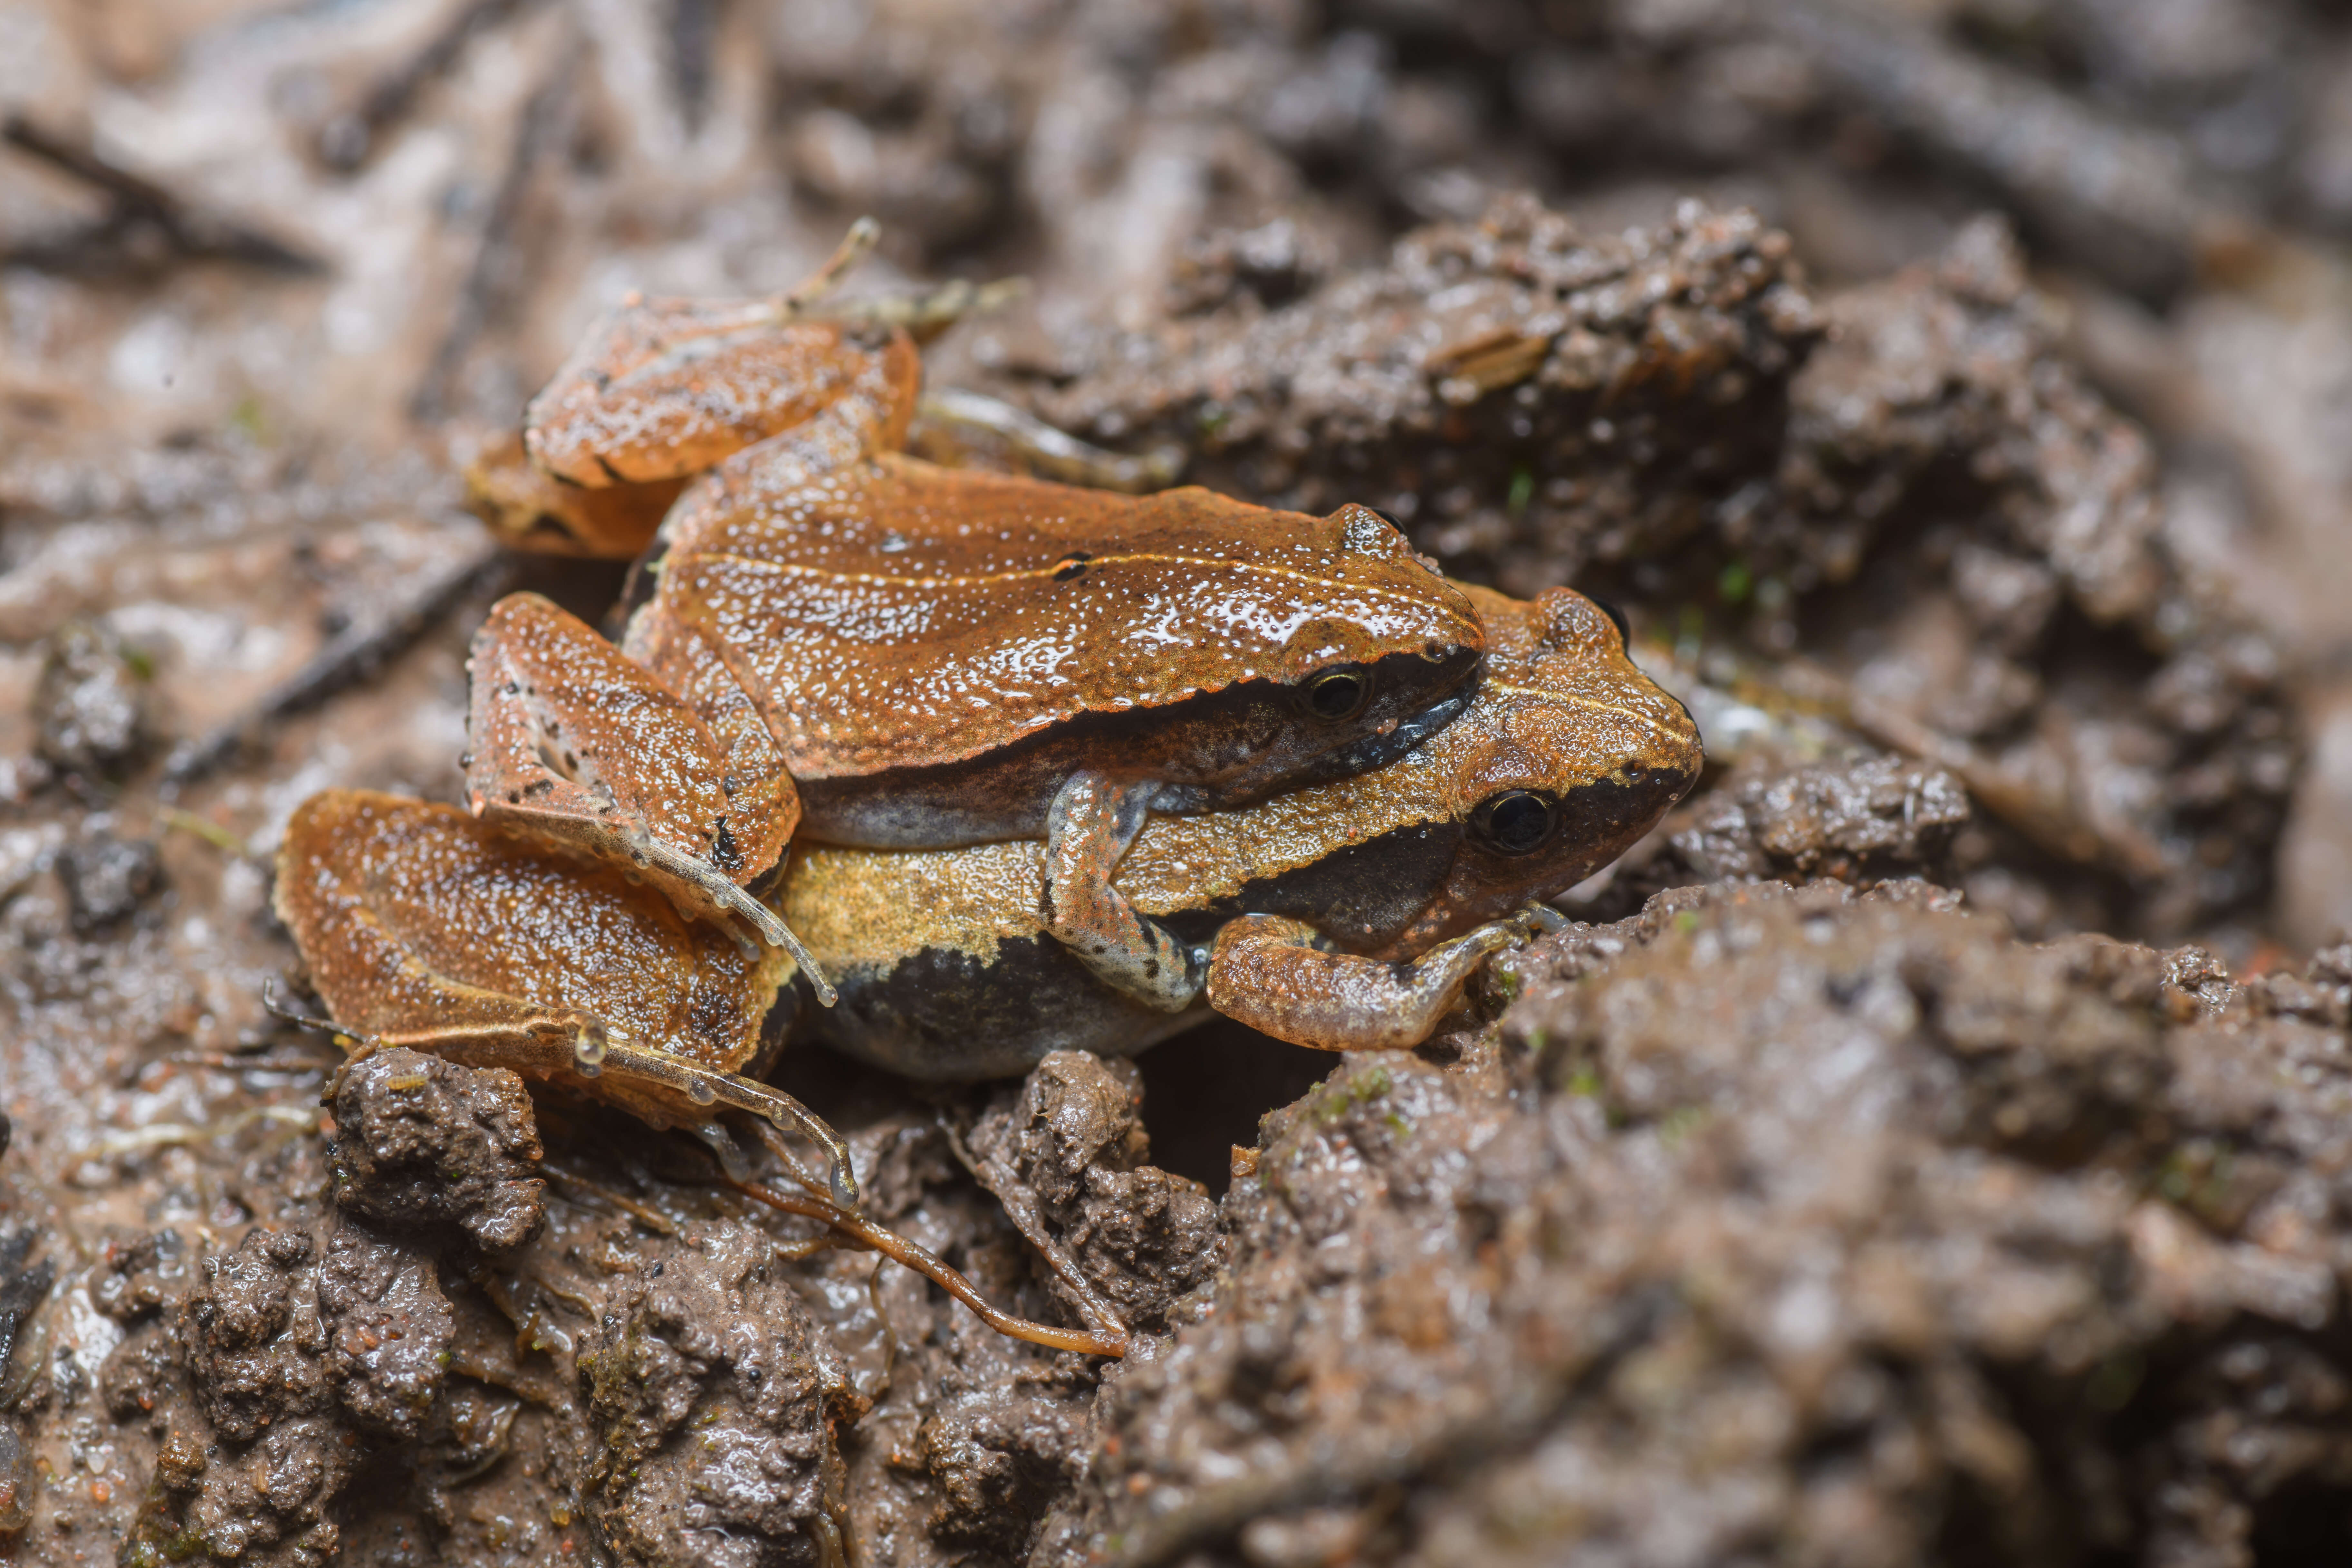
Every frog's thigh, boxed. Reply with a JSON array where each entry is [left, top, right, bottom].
[[1040, 772, 1204, 1012], [466, 592, 802, 943], [1205, 915, 1524, 1051]]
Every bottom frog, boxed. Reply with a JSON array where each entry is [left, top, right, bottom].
[[780, 583, 1699, 1076]]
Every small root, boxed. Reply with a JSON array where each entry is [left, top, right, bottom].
[[943, 1117, 1130, 1345], [540, 1164, 680, 1237], [741, 1121, 1126, 1359]]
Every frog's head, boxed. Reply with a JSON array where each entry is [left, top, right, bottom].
[[1125, 582, 1701, 959], [1260, 505, 1487, 723], [1394, 585, 1703, 949]]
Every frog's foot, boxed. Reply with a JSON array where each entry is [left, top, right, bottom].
[[1040, 772, 1206, 1012], [780, 215, 881, 309], [910, 389, 1182, 495], [464, 593, 834, 1000], [261, 980, 385, 1100], [275, 988, 859, 1207], [1205, 905, 1559, 1051]]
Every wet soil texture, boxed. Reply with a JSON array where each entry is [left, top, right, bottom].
[[9, 1, 2352, 1565]]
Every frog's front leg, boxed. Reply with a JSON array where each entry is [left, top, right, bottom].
[[1039, 772, 1206, 1011], [463, 592, 832, 997], [1205, 907, 1562, 1050], [463, 430, 689, 559]]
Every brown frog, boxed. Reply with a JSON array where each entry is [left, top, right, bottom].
[[781, 583, 1702, 1076], [275, 583, 1699, 1171], [459, 242, 1483, 1010]]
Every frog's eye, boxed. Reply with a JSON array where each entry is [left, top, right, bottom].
[[1470, 790, 1559, 855], [1301, 665, 1373, 722], [1588, 596, 1630, 647]]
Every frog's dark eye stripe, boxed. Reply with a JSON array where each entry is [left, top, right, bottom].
[[1368, 507, 1406, 533], [1301, 665, 1372, 721], [1588, 596, 1630, 646], [1470, 790, 1558, 855], [1053, 552, 1092, 582]]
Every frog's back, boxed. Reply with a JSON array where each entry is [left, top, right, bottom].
[[627, 454, 1483, 780]]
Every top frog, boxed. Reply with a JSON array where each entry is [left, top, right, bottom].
[[461, 234, 1483, 1008]]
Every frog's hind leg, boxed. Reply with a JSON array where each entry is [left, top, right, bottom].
[[1205, 906, 1567, 1051], [270, 993, 859, 1209], [274, 790, 857, 1201], [464, 592, 833, 999], [912, 387, 1183, 495], [589, 1039, 859, 1207], [1039, 772, 1206, 1012]]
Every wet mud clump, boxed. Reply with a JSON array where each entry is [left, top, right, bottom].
[[1041, 885, 2352, 1567], [36, 893, 2352, 1566], [576, 1224, 848, 1566], [326, 1049, 546, 1251]]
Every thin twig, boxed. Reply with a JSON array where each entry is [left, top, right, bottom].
[[1760, 0, 2259, 297], [316, 0, 536, 171], [159, 1053, 333, 1075], [160, 544, 508, 793], [540, 1164, 680, 1237], [665, 0, 722, 135], [942, 1116, 1130, 1344], [1, 115, 323, 277], [410, 40, 580, 422]]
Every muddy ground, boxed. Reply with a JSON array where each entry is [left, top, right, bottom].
[[6, 1, 2352, 1563]]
